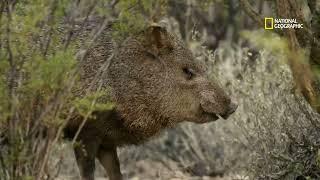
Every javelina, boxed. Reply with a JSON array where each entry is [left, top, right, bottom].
[[64, 22, 237, 180]]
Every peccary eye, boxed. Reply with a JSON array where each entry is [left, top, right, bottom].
[[183, 68, 195, 80]]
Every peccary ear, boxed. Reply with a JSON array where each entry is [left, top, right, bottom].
[[149, 23, 166, 48], [143, 22, 172, 55]]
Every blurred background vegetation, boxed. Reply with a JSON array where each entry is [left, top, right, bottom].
[[0, 0, 320, 179]]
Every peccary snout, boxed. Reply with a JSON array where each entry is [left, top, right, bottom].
[[200, 90, 237, 121]]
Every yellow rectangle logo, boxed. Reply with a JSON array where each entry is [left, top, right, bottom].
[[264, 18, 274, 29]]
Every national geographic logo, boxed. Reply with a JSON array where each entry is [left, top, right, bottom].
[[264, 17, 303, 30]]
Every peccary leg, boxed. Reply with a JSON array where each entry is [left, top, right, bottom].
[[74, 140, 99, 180], [97, 146, 123, 180]]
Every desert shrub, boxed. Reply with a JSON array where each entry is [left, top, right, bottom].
[[233, 31, 320, 179], [0, 1, 115, 179]]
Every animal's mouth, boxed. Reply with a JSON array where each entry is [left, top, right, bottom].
[[203, 111, 219, 119], [199, 111, 219, 123], [202, 111, 234, 121], [200, 107, 236, 122], [195, 103, 238, 124], [200, 102, 238, 122]]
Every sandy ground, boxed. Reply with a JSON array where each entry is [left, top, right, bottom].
[[57, 158, 248, 180]]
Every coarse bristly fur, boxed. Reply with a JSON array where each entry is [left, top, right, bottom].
[[64, 20, 237, 180]]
